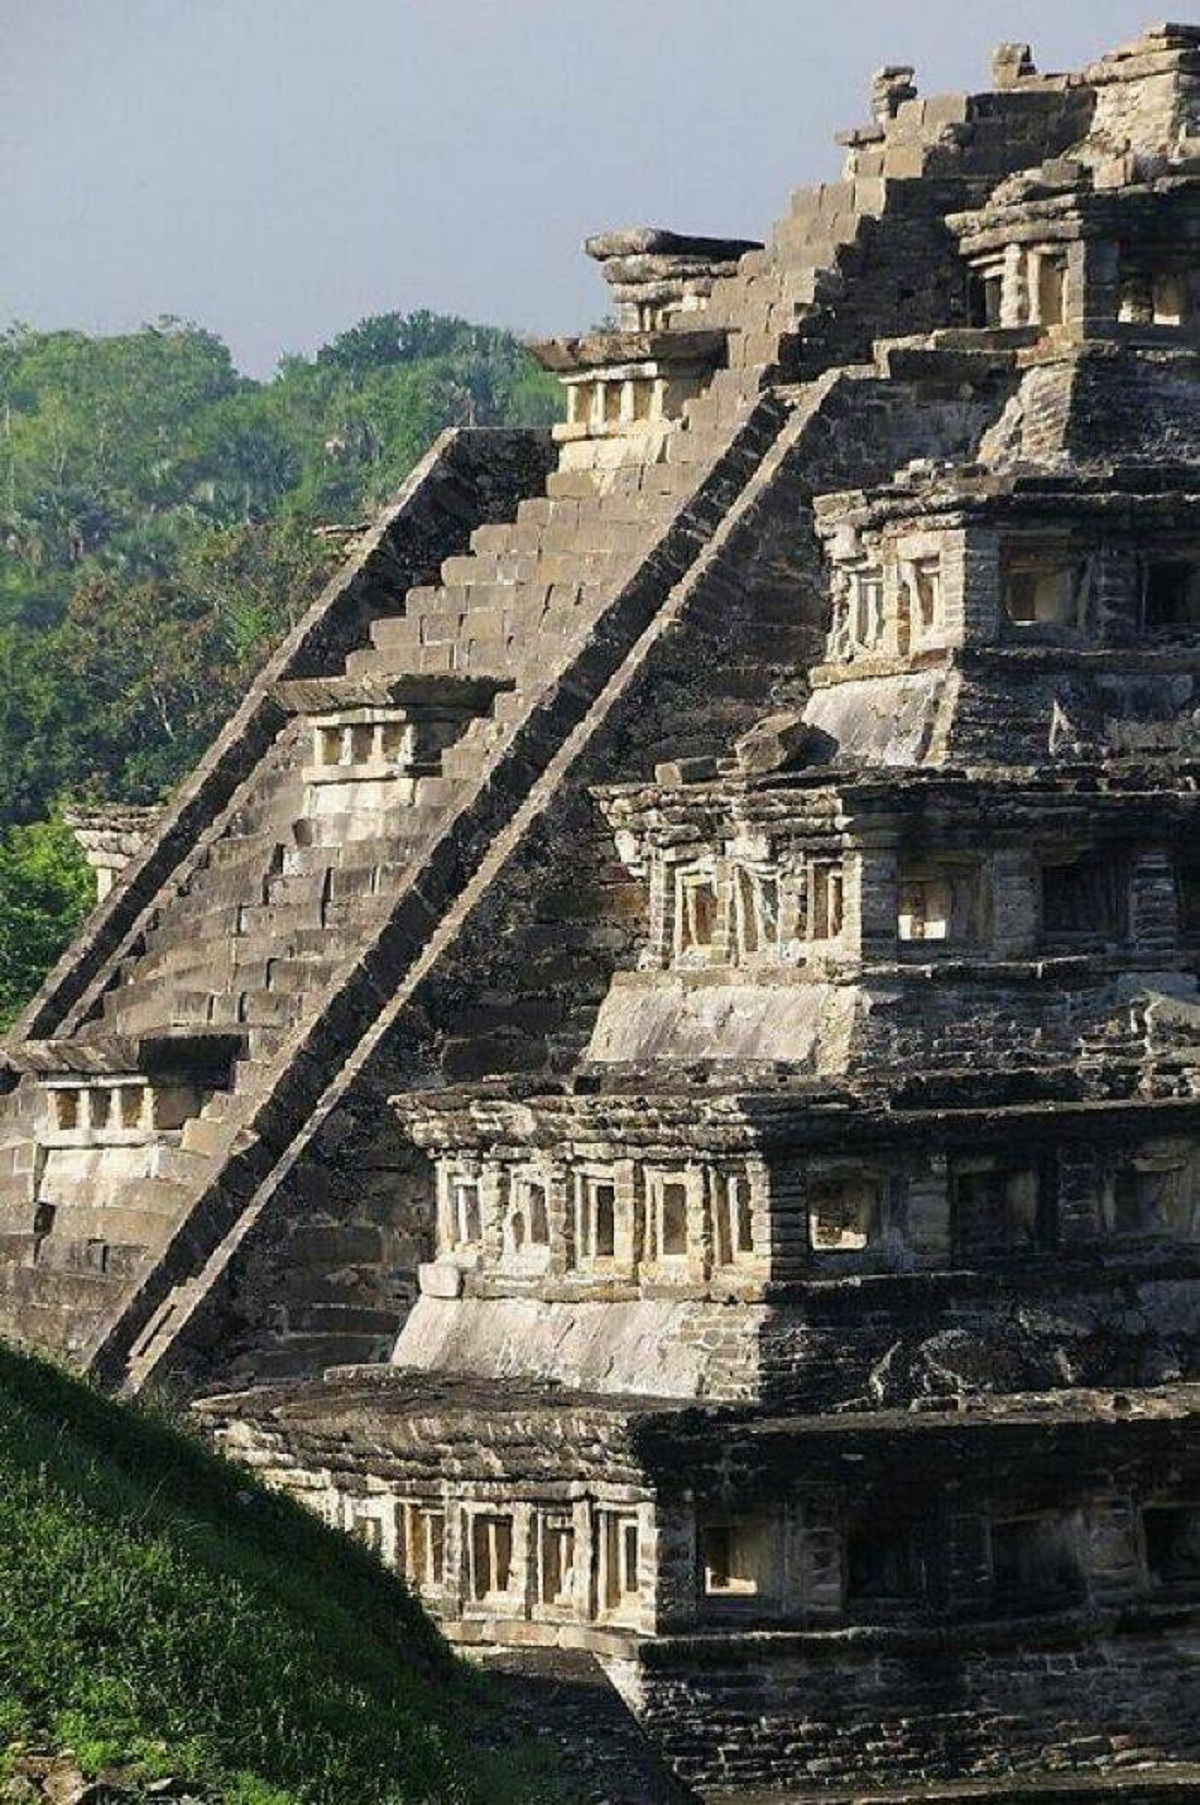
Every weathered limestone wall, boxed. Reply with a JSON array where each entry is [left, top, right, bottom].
[[395, 1296, 765, 1400], [628, 1623, 1200, 1794]]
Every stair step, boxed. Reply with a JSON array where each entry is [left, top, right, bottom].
[[203, 829, 285, 873], [33, 1203, 177, 1249], [197, 1089, 251, 1126], [0, 1260, 126, 1302], [230, 1057, 278, 1095], [119, 1177, 196, 1215], [147, 1144, 220, 1187], [179, 1114, 250, 1159]]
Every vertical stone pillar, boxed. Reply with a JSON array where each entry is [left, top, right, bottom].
[[614, 1158, 639, 1271], [763, 1159, 810, 1280], [547, 1165, 573, 1277], [1069, 236, 1121, 335], [957, 527, 1002, 643], [1000, 242, 1028, 329], [480, 1163, 505, 1264], [512, 1501, 534, 1621], [1091, 547, 1140, 644], [1056, 1145, 1107, 1246], [904, 1155, 951, 1265], [1081, 1500, 1143, 1599], [648, 855, 674, 967], [845, 843, 899, 962], [796, 1494, 843, 1620], [1128, 847, 1178, 957], [991, 849, 1040, 958], [648, 1495, 695, 1633], [444, 1493, 466, 1613]]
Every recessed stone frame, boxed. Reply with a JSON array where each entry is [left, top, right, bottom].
[[436, 1148, 770, 1289], [965, 242, 1070, 333], [1002, 545, 1091, 631], [1139, 555, 1200, 634], [641, 1165, 706, 1282], [42, 1077, 201, 1145], [498, 1162, 554, 1272], [731, 861, 783, 964], [1101, 1139, 1199, 1242], [1117, 264, 1194, 330], [698, 1510, 790, 1617], [592, 1504, 644, 1628], [672, 859, 724, 966], [1142, 1501, 1200, 1592], [949, 1158, 1053, 1261], [339, 1490, 399, 1568], [309, 712, 416, 779], [803, 854, 845, 947], [710, 1166, 761, 1272], [807, 1168, 885, 1254], [533, 1504, 582, 1619], [463, 1504, 526, 1617], [436, 1159, 489, 1261], [896, 856, 991, 949], [398, 1498, 447, 1597], [987, 1509, 1086, 1611], [818, 513, 964, 664], [654, 847, 821, 973], [567, 1161, 637, 1276], [438, 1495, 651, 1630]]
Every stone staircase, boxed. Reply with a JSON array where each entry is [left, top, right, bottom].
[[104, 384, 806, 1394], [0, 383, 749, 1367], [705, 77, 1092, 386]]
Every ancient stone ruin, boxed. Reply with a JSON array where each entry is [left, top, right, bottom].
[[3, 24, 1200, 1800]]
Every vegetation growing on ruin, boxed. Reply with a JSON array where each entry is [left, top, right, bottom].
[[0, 1343, 562, 1804], [0, 314, 558, 1021]]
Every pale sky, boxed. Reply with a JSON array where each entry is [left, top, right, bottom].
[[0, 1, 1179, 376]]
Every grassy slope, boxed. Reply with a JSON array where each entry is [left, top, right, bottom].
[[0, 1345, 558, 1804]]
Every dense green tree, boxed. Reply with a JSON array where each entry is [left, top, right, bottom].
[[0, 820, 93, 1027]]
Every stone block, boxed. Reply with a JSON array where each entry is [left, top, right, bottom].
[[419, 1261, 465, 1299], [733, 710, 816, 775]]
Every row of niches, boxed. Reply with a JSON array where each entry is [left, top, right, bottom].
[[318, 1480, 1199, 1636], [326, 1488, 650, 1634], [429, 1137, 1198, 1287], [307, 715, 416, 779], [818, 532, 1200, 665], [433, 1157, 762, 1283], [300, 707, 464, 790], [41, 1078, 203, 1146], [297, 707, 466, 834], [686, 1494, 1200, 1629], [963, 241, 1194, 335], [642, 841, 1199, 972], [556, 369, 704, 444]]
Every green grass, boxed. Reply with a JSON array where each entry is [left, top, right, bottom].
[[0, 1344, 559, 1803]]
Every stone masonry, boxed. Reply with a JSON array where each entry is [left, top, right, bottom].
[[5, 24, 1200, 1801]]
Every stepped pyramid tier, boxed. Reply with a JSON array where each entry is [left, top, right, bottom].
[[533, 229, 763, 479], [6, 25, 1200, 1799]]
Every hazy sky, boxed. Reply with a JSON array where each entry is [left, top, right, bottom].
[[0, 1, 1174, 377]]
